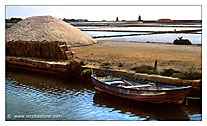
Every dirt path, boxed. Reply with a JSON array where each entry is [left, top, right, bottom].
[[72, 40, 201, 72]]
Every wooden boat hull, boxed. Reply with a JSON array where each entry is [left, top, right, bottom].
[[91, 74, 191, 104]]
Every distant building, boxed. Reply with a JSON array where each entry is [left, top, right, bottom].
[[156, 18, 173, 23], [138, 15, 142, 21], [173, 20, 201, 23], [62, 18, 88, 22], [116, 17, 119, 21], [143, 19, 201, 23]]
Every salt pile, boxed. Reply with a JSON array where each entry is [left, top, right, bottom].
[[6, 15, 97, 47]]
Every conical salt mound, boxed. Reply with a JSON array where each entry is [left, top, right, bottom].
[[6, 15, 97, 47]]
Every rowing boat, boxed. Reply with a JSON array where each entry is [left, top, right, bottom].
[[91, 73, 191, 104]]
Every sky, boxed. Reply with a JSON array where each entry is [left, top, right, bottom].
[[6, 6, 201, 21]]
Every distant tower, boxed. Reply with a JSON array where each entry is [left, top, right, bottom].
[[116, 17, 119, 21], [138, 15, 141, 21]]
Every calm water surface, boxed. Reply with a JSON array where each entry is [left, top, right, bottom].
[[77, 26, 201, 44], [70, 22, 201, 27], [96, 33, 201, 44], [79, 26, 200, 32], [6, 69, 201, 121], [83, 31, 148, 37]]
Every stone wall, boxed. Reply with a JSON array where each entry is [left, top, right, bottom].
[[105, 69, 201, 96], [6, 40, 74, 60], [6, 56, 69, 73], [6, 56, 201, 96]]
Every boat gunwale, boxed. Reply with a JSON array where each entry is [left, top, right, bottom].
[[91, 74, 191, 92], [91, 73, 192, 104]]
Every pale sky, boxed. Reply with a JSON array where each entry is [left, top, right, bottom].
[[6, 6, 201, 21]]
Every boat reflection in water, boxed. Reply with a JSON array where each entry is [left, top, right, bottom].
[[6, 69, 201, 121], [93, 91, 201, 121]]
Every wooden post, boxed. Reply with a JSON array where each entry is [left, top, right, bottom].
[[91, 58, 93, 75], [154, 60, 157, 72]]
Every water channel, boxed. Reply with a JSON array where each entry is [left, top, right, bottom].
[[5, 69, 201, 121]]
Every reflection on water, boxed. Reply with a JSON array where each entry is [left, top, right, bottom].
[[83, 31, 148, 37], [78, 26, 200, 32], [6, 69, 201, 121], [97, 33, 201, 44], [76, 25, 201, 44], [93, 91, 201, 121], [6, 69, 95, 121]]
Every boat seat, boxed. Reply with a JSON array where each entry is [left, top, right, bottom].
[[124, 84, 152, 88], [105, 81, 125, 85]]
